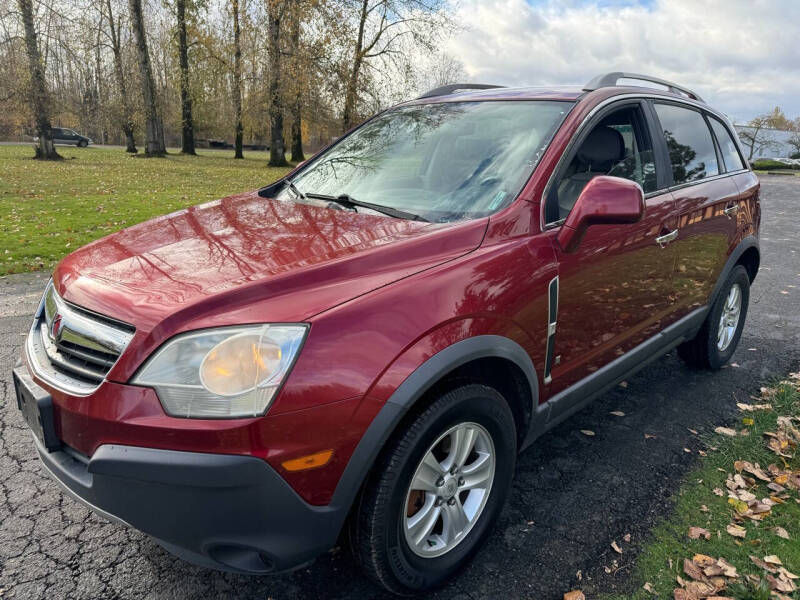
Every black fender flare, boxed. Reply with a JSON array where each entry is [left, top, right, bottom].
[[327, 334, 540, 516]]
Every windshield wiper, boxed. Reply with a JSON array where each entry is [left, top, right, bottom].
[[285, 180, 306, 200], [304, 192, 428, 222]]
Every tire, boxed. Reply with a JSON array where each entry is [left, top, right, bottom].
[[77, 140, 88, 148], [350, 384, 517, 594], [677, 264, 750, 370]]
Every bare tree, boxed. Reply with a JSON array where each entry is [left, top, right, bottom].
[[231, 0, 243, 158], [176, 0, 195, 154], [266, 0, 287, 166], [738, 115, 778, 161], [340, 0, 449, 132], [18, 0, 60, 159], [103, 0, 137, 152], [129, 0, 165, 155], [419, 52, 466, 92]]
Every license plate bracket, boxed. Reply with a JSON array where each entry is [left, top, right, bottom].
[[13, 367, 60, 452]]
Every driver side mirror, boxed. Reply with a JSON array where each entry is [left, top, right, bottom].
[[556, 175, 645, 253]]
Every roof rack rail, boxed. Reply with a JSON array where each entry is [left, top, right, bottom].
[[583, 72, 704, 103], [416, 83, 504, 100]]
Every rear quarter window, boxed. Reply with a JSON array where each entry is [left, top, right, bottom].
[[708, 117, 745, 172], [653, 103, 719, 185]]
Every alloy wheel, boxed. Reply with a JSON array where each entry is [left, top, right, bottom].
[[402, 422, 495, 558], [717, 282, 742, 351]]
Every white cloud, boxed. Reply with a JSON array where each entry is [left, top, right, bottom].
[[446, 0, 800, 123]]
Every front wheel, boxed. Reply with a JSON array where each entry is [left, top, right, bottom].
[[77, 140, 88, 147], [678, 264, 750, 370], [350, 384, 516, 594]]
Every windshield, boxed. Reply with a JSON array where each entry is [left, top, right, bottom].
[[279, 100, 573, 222]]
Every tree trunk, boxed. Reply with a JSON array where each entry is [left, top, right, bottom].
[[177, 0, 195, 155], [106, 0, 137, 153], [129, 0, 166, 156], [341, 0, 368, 133], [289, 5, 304, 162], [121, 124, 136, 153], [232, 0, 243, 159], [291, 105, 304, 162], [267, 1, 287, 167], [18, 0, 60, 160]]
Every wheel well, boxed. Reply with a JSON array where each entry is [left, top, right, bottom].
[[415, 356, 533, 447], [737, 246, 760, 283]]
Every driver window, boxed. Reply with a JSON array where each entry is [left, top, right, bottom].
[[549, 105, 657, 223]]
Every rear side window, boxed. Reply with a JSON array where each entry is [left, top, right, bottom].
[[653, 104, 719, 185], [708, 117, 745, 172]]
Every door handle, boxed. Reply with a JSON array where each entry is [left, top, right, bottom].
[[655, 229, 678, 248], [724, 204, 740, 218]]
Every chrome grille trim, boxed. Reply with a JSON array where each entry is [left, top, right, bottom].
[[25, 282, 135, 395]]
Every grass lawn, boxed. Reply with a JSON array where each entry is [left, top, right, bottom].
[[0, 145, 292, 275], [603, 375, 800, 600]]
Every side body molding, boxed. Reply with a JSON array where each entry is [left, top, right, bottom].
[[329, 335, 541, 510]]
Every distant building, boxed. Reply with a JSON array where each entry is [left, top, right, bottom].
[[734, 126, 797, 159]]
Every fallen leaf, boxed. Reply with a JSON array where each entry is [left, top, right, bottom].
[[624, 533, 631, 543], [767, 573, 796, 593], [693, 554, 716, 567], [563, 591, 585, 600], [774, 527, 790, 539], [689, 527, 711, 540], [580, 430, 595, 437], [715, 427, 737, 437], [713, 488, 725, 496], [684, 558, 705, 581], [611, 540, 622, 554], [727, 523, 747, 538], [610, 410, 625, 417], [717, 557, 738, 577], [643, 582, 654, 593], [645, 433, 657, 439], [764, 555, 783, 565], [737, 402, 772, 412], [750, 555, 778, 573]]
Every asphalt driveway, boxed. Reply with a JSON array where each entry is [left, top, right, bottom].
[[1, 175, 798, 599]]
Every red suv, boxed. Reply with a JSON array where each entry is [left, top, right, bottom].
[[14, 72, 759, 593]]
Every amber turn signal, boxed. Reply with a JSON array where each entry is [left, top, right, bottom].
[[281, 450, 334, 472]]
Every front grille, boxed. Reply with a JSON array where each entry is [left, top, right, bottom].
[[26, 282, 135, 395]]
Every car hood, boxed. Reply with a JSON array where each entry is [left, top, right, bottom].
[[53, 190, 487, 335]]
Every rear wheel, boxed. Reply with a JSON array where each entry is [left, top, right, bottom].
[[350, 384, 516, 594], [677, 264, 749, 370]]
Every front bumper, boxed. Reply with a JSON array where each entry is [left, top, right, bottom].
[[15, 365, 345, 574], [31, 431, 344, 574]]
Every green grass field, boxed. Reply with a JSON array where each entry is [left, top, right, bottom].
[[0, 145, 292, 275], [603, 376, 800, 600]]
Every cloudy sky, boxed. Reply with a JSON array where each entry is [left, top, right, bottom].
[[445, 0, 800, 124]]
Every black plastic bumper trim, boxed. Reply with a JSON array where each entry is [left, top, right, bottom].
[[31, 435, 344, 574]]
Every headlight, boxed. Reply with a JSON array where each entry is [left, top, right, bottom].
[[132, 324, 307, 418]]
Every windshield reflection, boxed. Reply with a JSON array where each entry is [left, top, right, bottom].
[[279, 101, 573, 222]]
